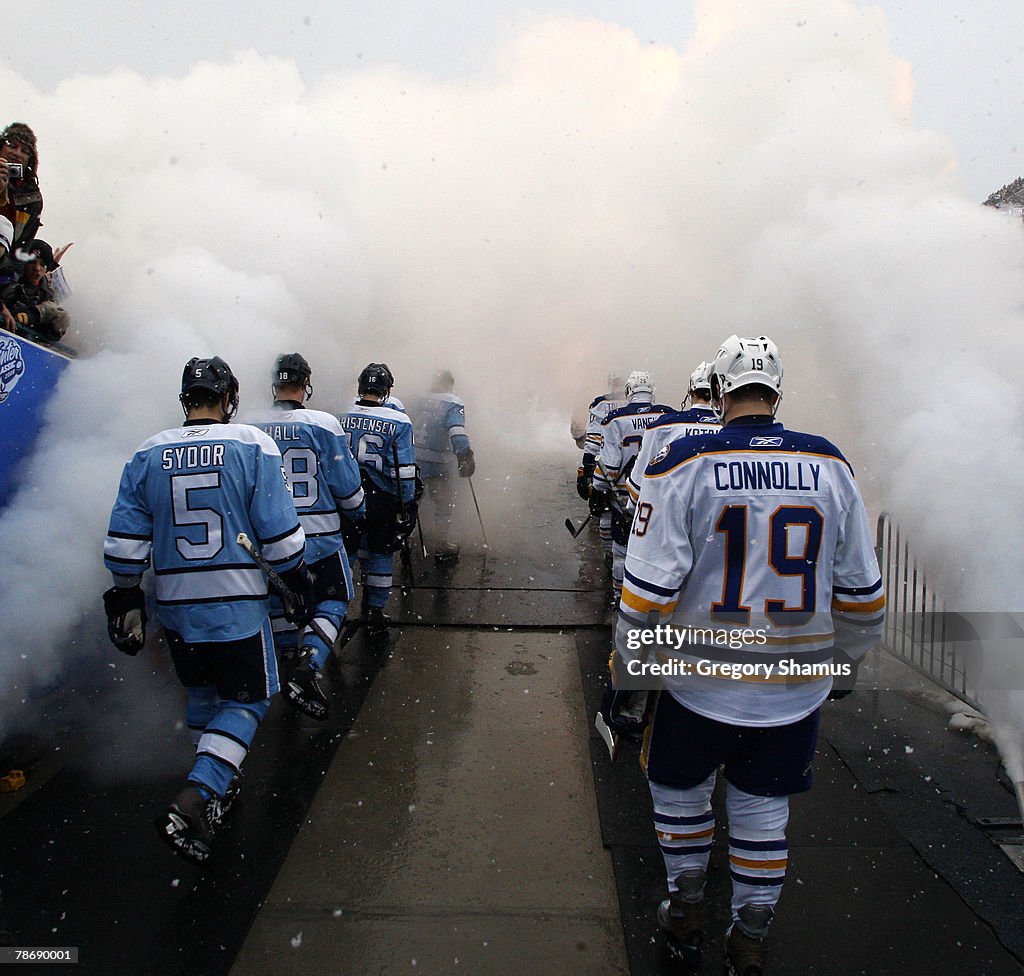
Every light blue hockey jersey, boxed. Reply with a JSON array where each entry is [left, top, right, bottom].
[[338, 401, 416, 502], [410, 392, 471, 478], [104, 422, 305, 643], [249, 404, 365, 563]]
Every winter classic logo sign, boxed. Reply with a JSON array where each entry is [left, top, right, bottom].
[[0, 337, 26, 403]]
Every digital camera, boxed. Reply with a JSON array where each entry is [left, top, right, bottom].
[[5, 162, 23, 179]]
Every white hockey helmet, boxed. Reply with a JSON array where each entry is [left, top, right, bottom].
[[708, 335, 783, 419], [625, 369, 654, 397], [688, 361, 712, 396]]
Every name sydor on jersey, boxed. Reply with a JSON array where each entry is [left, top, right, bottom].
[[617, 421, 884, 727]]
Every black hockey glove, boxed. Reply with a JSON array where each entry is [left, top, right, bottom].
[[600, 683, 649, 737], [102, 585, 147, 656], [577, 460, 595, 500], [395, 515, 417, 543], [589, 488, 611, 517], [827, 647, 861, 700], [456, 449, 475, 478], [414, 473, 425, 502], [280, 563, 316, 629]]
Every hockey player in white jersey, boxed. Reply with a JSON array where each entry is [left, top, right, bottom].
[[577, 373, 626, 558], [410, 369, 475, 564], [103, 356, 314, 865], [250, 353, 366, 720], [610, 336, 884, 973], [625, 361, 720, 511], [339, 363, 417, 641], [589, 370, 673, 607]]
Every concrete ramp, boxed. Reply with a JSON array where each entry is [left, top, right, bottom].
[[231, 627, 628, 975]]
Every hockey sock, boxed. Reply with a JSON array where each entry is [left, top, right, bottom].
[[364, 551, 393, 609], [611, 541, 626, 592], [185, 685, 220, 748], [649, 773, 716, 892], [190, 702, 269, 799], [726, 783, 789, 921], [304, 599, 346, 670]]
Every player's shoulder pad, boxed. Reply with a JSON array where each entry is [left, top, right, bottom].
[[604, 400, 649, 423], [645, 432, 721, 476], [588, 393, 608, 409], [645, 409, 686, 430], [676, 407, 719, 424]]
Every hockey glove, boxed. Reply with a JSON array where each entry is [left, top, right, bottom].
[[414, 473, 425, 502], [827, 647, 861, 700], [589, 488, 611, 517], [395, 515, 417, 543], [577, 461, 595, 500], [103, 585, 147, 656], [456, 449, 475, 478], [600, 683, 649, 737], [280, 563, 316, 629]]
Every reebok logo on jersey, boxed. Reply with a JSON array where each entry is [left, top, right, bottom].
[[750, 436, 783, 447]]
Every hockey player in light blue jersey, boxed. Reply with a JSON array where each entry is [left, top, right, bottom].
[[338, 363, 417, 641], [590, 370, 674, 607], [250, 353, 366, 720], [625, 361, 720, 510], [411, 369, 475, 564], [612, 336, 884, 973], [103, 356, 314, 866]]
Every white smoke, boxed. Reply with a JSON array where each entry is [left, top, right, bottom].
[[1, 0, 1022, 780]]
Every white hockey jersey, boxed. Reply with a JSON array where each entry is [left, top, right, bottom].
[[625, 406, 720, 509], [615, 419, 884, 727], [592, 396, 674, 504], [582, 393, 626, 460]]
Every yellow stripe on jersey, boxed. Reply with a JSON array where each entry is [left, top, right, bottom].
[[646, 448, 854, 479], [831, 594, 886, 613], [621, 586, 678, 614]]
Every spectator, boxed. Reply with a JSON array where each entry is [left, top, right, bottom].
[[0, 123, 43, 247], [1, 239, 69, 341], [0, 215, 17, 331]]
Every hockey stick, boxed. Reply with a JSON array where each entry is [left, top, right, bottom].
[[236, 533, 334, 650], [565, 513, 592, 538], [391, 442, 416, 589], [467, 475, 489, 548]]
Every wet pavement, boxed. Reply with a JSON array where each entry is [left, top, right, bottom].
[[1, 450, 1023, 974]]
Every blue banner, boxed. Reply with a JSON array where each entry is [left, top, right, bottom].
[[0, 333, 72, 511]]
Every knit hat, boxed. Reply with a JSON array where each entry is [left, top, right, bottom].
[[2, 122, 38, 173]]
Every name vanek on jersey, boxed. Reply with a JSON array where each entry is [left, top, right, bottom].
[[626, 406, 720, 507], [338, 402, 416, 503], [411, 392, 470, 478], [249, 406, 365, 563], [592, 398, 675, 500], [104, 423, 305, 643], [616, 420, 884, 727]]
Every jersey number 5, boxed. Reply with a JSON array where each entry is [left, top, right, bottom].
[[712, 504, 824, 626]]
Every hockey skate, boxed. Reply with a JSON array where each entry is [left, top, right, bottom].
[[366, 608, 391, 644], [657, 870, 705, 970], [155, 784, 219, 866], [433, 542, 460, 566], [724, 905, 772, 976], [283, 648, 329, 721]]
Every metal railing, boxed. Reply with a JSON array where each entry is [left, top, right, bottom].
[[875, 512, 976, 708]]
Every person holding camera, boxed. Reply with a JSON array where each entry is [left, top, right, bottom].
[[0, 123, 43, 247]]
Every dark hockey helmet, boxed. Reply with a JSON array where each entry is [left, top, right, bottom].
[[273, 352, 313, 397], [180, 356, 240, 419], [358, 362, 393, 397]]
